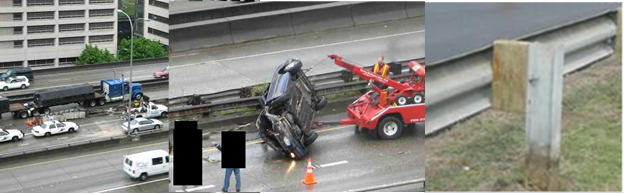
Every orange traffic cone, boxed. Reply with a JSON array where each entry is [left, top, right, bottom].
[[302, 158, 318, 185], [26, 118, 31, 126]]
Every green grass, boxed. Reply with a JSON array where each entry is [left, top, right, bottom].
[[426, 56, 622, 191], [118, 0, 135, 17]]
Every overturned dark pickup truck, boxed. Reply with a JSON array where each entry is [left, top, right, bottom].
[[256, 59, 327, 160]]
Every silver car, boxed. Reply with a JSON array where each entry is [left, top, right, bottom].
[[122, 118, 163, 134]]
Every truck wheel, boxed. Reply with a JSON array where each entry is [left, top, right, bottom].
[[395, 94, 409, 106], [89, 100, 96, 107], [98, 99, 106, 106], [139, 173, 148, 181], [412, 93, 424, 104], [161, 112, 168, 118], [21, 85, 26, 89], [43, 108, 51, 115], [19, 111, 28, 119], [377, 116, 403, 140], [315, 96, 327, 111], [135, 94, 143, 100], [354, 125, 361, 134], [2, 86, 7, 91]]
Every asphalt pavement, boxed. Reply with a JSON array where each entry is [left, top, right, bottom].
[[170, 101, 425, 192], [0, 135, 170, 193], [425, 2, 620, 65], [169, 16, 425, 98]]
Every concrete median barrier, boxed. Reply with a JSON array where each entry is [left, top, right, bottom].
[[290, 2, 355, 34], [229, 10, 295, 44], [171, 19, 233, 52], [350, 2, 408, 25]]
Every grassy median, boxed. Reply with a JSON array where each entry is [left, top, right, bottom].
[[426, 56, 622, 191]]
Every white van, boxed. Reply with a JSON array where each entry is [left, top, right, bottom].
[[123, 150, 170, 181]]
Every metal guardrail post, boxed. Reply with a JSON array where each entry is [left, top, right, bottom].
[[492, 40, 564, 191]]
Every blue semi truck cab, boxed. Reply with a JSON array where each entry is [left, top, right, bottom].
[[101, 79, 144, 102]]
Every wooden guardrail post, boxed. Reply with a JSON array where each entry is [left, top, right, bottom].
[[492, 40, 564, 191]]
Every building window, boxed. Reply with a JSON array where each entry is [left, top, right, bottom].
[[89, 0, 113, 4], [27, 25, 54, 34], [148, 27, 168, 39], [89, 9, 113, 18], [59, 23, 84, 32], [13, 0, 22, 7], [59, 57, 77, 66], [13, 13, 22, 21], [13, 27, 23, 35], [0, 61, 23, 68], [89, 22, 113, 31], [148, 13, 168, 24], [28, 38, 54, 47], [27, 0, 53, 6], [135, 21, 144, 36], [89, 35, 113, 43], [14, 40, 23, 48], [27, 12, 54, 21], [148, 0, 168, 9], [59, 0, 84, 5], [28, 59, 54, 67], [59, 10, 85, 19], [59, 37, 84, 45]]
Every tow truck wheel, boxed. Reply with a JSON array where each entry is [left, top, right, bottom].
[[354, 125, 361, 134], [161, 112, 168, 118], [378, 116, 403, 140], [412, 93, 424, 104], [395, 94, 409, 106]]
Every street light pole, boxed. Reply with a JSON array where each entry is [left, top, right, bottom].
[[117, 10, 149, 133]]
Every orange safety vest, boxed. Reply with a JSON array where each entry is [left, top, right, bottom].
[[373, 62, 390, 78]]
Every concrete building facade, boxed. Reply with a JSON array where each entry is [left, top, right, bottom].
[[136, 0, 167, 46], [0, 0, 117, 68]]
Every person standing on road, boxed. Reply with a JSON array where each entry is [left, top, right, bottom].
[[212, 141, 241, 193]]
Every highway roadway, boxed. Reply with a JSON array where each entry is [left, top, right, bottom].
[[0, 61, 169, 98], [170, 101, 425, 192], [0, 135, 170, 193], [169, 16, 425, 98], [425, 2, 620, 65]]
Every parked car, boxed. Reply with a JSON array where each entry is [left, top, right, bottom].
[[0, 76, 29, 91], [255, 58, 327, 160], [31, 120, 79, 137], [123, 150, 170, 181], [122, 118, 163, 134], [0, 67, 33, 81], [0, 128, 23, 142], [153, 66, 169, 79]]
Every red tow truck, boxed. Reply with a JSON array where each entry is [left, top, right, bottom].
[[328, 54, 425, 139]]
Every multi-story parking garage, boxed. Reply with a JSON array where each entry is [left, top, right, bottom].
[[136, 0, 168, 46], [0, 0, 117, 68]]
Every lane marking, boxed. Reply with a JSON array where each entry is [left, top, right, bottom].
[[318, 160, 349, 168], [201, 125, 351, 153], [176, 185, 215, 192], [171, 30, 425, 68], [0, 141, 168, 172], [95, 178, 169, 193]]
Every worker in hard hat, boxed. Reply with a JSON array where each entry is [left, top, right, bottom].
[[370, 56, 390, 89]]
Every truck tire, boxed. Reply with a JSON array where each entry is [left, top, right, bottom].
[[98, 99, 106, 106], [303, 131, 318, 147], [89, 100, 96, 107], [412, 93, 424, 104], [377, 116, 403, 140], [135, 93, 143, 100], [161, 112, 168, 118], [395, 94, 409, 106], [315, 96, 327, 111], [43, 108, 51, 115], [19, 111, 28, 119]]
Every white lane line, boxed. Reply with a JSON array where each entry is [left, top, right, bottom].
[[94, 178, 169, 193], [176, 185, 215, 192], [171, 30, 425, 68], [316, 160, 349, 169], [18, 143, 29, 147]]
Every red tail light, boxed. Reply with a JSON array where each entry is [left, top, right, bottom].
[[34, 131, 39, 133], [132, 170, 135, 174]]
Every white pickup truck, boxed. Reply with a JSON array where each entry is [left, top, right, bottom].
[[129, 102, 168, 120]]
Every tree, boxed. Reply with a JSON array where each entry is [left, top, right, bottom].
[[117, 36, 168, 61], [76, 45, 116, 65]]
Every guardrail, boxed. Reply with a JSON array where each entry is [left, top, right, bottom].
[[30, 57, 169, 76], [169, 58, 424, 118], [426, 11, 618, 135], [5, 78, 169, 104], [0, 128, 169, 159], [170, 1, 424, 52]]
